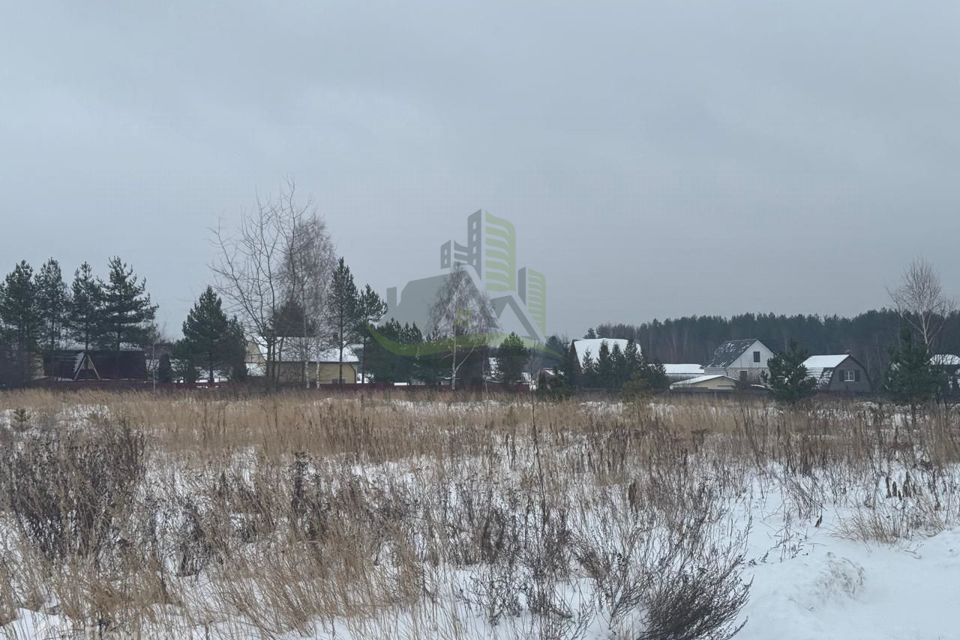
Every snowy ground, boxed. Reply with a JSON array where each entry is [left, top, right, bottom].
[[0, 396, 958, 639], [741, 510, 959, 640]]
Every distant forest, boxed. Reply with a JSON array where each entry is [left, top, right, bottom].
[[592, 310, 960, 377]]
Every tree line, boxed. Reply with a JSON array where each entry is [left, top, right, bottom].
[[0, 258, 157, 386]]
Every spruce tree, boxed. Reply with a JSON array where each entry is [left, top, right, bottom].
[[69, 262, 104, 351], [580, 350, 597, 388], [100, 258, 157, 376], [225, 318, 249, 381], [327, 257, 359, 385], [596, 341, 614, 390], [882, 328, 943, 426], [561, 342, 580, 388], [34, 258, 69, 353], [767, 341, 817, 404], [176, 286, 232, 384], [495, 332, 529, 385]]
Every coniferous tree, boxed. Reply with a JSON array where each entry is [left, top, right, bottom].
[[610, 342, 628, 389], [580, 350, 597, 388], [767, 341, 817, 404], [157, 353, 174, 384], [327, 257, 360, 385], [624, 339, 643, 374], [34, 258, 69, 353], [69, 262, 104, 351], [562, 341, 580, 388], [495, 332, 529, 385], [882, 329, 943, 427], [176, 286, 233, 384], [0, 261, 39, 383], [0, 261, 39, 353], [596, 341, 614, 390], [355, 284, 386, 384], [225, 318, 248, 381], [100, 258, 157, 376]]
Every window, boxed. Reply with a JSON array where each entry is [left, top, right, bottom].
[[843, 370, 856, 383], [753, 351, 761, 363], [739, 371, 748, 382]]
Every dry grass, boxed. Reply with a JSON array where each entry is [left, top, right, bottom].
[[0, 390, 957, 638]]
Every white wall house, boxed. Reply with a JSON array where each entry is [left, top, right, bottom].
[[704, 339, 775, 385]]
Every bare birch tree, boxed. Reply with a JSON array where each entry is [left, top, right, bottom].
[[429, 263, 497, 390], [212, 181, 335, 388], [888, 258, 956, 352]]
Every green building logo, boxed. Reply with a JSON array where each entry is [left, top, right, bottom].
[[389, 210, 547, 342]]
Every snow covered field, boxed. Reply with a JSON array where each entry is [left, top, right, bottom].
[[0, 392, 957, 639]]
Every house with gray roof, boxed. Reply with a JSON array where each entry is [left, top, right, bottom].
[[803, 354, 871, 393], [704, 339, 775, 385]]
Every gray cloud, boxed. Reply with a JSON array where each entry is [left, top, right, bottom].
[[2, 1, 959, 338]]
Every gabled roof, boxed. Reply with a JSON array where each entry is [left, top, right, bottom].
[[572, 338, 638, 368], [706, 339, 760, 369]]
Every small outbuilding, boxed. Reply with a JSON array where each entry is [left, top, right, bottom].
[[670, 374, 739, 393]]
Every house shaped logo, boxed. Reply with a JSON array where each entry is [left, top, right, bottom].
[[385, 210, 547, 343]]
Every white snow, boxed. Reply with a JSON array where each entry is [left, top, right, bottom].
[[571, 338, 638, 366]]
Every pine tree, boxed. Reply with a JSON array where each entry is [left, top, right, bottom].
[[355, 284, 386, 384], [882, 328, 943, 427], [767, 341, 817, 404], [327, 257, 359, 385], [100, 258, 157, 376], [495, 332, 529, 385], [0, 261, 39, 383], [0, 261, 38, 352], [34, 258, 69, 353], [176, 286, 232, 384], [69, 262, 104, 351]]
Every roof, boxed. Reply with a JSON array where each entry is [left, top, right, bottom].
[[662, 364, 704, 376], [670, 374, 736, 387], [931, 354, 960, 367], [250, 337, 360, 364], [706, 339, 759, 368], [802, 354, 851, 389], [803, 355, 849, 370], [572, 338, 639, 368]]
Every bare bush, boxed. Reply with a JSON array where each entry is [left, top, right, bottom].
[[4, 418, 145, 564]]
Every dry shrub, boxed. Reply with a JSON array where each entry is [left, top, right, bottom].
[[4, 417, 145, 564]]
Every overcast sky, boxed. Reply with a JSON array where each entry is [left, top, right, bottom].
[[3, 1, 960, 338]]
